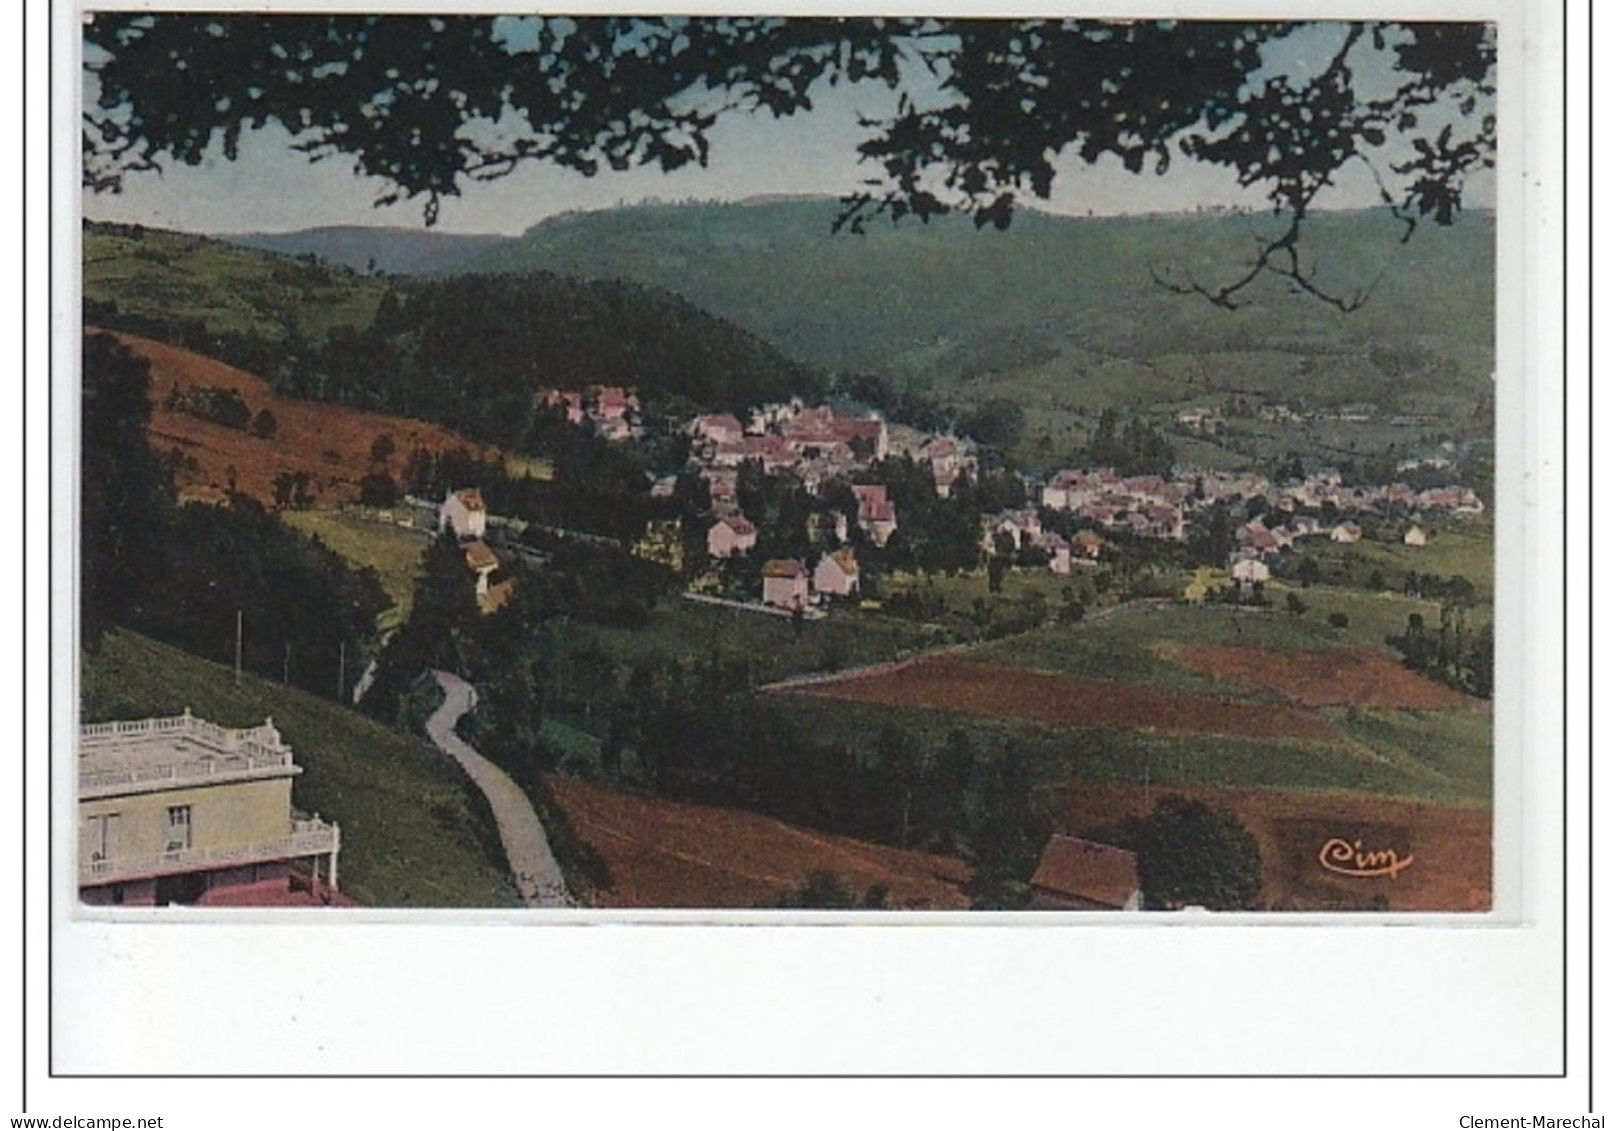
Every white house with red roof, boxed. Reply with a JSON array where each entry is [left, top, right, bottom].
[[813, 550, 861, 598], [761, 559, 811, 609], [439, 488, 488, 541], [852, 484, 899, 546], [707, 514, 759, 559], [462, 538, 500, 600], [693, 413, 746, 446]]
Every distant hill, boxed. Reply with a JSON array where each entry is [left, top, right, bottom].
[[463, 198, 1496, 467], [223, 226, 514, 277]]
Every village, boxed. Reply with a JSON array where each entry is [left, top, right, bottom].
[[420, 384, 1488, 621]]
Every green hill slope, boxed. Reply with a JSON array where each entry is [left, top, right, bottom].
[[83, 222, 819, 446], [84, 221, 388, 346], [80, 629, 520, 908]]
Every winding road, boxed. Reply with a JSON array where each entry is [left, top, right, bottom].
[[426, 670, 572, 908]]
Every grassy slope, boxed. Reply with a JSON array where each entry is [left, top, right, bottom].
[[281, 509, 431, 630], [1287, 523, 1495, 602], [84, 223, 387, 343], [564, 597, 942, 688], [80, 630, 519, 908], [771, 693, 1486, 806]]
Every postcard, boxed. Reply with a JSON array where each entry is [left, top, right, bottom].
[[41, 0, 1574, 1090]]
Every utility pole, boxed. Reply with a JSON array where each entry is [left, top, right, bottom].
[[337, 641, 346, 702], [234, 609, 243, 686]]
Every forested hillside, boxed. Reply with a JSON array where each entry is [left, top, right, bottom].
[[464, 199, 1495, 467], [85, 222, 819, 450]]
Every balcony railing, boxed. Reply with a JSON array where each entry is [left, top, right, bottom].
[[80, 711, 297, 796], [79, 820, 339, 886]]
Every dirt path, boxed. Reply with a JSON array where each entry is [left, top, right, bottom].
[[426, 671, 572, 908]]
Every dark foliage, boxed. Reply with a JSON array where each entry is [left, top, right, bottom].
[[81, 339, 389, 695], [324, 274, 817, 447], [1127, 794, 1264, 911], [124, 502, 390, 700], [1385, 606, 1492, 699], [81, 332, 173, 647], [86, 17, 1494, 307], [770, 871, 890, 910], [163, 383, 252, 430], [1084, 408, 1175, 478]]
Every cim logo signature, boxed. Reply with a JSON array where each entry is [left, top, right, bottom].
[[1317, 837, 1414, 880]]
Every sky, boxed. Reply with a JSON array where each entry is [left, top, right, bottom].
[[80, 18, 1497, 237]]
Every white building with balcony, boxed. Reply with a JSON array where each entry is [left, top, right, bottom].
[[79, 711, 343, 907]]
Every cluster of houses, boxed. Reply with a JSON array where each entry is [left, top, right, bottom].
[[982, 508, 1104, 575], [756, 549, 863, 612], [685, 402, 978, 606], [1267, 471, 1484, 518], [537, 385, 643, 442], [1039, 465, 1481, 544], [427, 389, 1482, 615], [688, 400, 975, 513]]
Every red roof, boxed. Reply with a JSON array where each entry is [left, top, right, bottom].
[[482, 579, 517, 612], [852, 483, 896, 522], [1030, 835, 1140, 909], [456, 488, 486, 511], [762, 559, 808, 580], [463, 539, 498, 571], [698, 413, 744, 435], [822, 549, 859, 576]]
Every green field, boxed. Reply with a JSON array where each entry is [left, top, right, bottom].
[[764, 588, 1491, 808], [80, 630, 519, 907], [564, 596, 945, 688], [1288, 524, 1494, 601], [282, 508, 430, 630], [769, 692, 1488, 807], [974, 589, 1445, 670], [84, 224, 387, 343]]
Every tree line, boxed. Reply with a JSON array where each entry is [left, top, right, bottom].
[[81, 332, 389, 698]]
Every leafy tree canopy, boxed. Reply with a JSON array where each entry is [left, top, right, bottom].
[[1129, 793, 1264, 911], [85, 16, 1494, 308]]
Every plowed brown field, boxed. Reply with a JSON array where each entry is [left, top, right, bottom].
[[99, 330, 497, 509], [542, 775, 972, 909], [787, 655, 1334, 740], [1045, 781, 1490, 912], [1171, 645, 1469, 710]]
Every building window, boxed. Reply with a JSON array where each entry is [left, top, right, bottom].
[[166, 805, 192, 851], [86, 812, 119, 861]]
